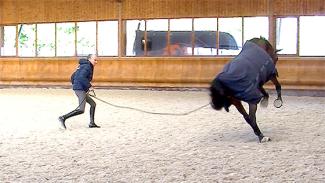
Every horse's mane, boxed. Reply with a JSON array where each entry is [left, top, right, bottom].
[[249, 37, 273, 51], [249, 36, 278, 63]]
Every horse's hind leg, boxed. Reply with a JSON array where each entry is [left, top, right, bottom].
[[232, 99, 270, 142], [248, 103, 271, 142]]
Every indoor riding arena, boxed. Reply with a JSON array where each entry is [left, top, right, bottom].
[[0, 0, 324, 182]]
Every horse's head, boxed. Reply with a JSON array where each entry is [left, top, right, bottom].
[[210, 79, 231, 112], [249, 37, 280, 65]]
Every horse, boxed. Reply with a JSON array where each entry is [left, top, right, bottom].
[[210, 37, 282, 143]]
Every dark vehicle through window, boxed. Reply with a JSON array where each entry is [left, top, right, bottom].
[[133, 27, 239, 56]]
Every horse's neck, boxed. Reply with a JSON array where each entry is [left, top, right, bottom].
[[250, 39, 267, 50], [250, 40, 276, 63]]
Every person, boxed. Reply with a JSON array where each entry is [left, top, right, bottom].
[[58, 54, 100, 129]]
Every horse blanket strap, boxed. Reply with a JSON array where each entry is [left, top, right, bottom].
[[217, 41, 276, 104]]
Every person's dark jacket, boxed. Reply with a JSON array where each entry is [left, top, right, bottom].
[[71, 58, 94, 91]]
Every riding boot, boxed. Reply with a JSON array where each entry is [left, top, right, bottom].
[[58, 109, 84, 129], [89, 106, 100, 128]]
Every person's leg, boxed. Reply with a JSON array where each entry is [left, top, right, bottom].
[[58, 90, 87, 129], [86, 94, 100, 128]]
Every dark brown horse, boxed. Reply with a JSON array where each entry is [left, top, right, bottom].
[[210, 37, 282, 142]]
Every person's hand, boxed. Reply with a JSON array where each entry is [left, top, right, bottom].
[[88, 87, 96, 96]]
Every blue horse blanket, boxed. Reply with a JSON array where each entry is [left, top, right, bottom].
[[216, 41, 276, 104]]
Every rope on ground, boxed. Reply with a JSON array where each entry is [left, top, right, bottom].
[[89, 94, 210, 116]]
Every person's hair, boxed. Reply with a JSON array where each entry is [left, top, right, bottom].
[[87, 54, 95, 60]]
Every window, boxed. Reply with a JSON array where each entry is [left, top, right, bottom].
[[300, 16, 325, 56], [37, 23, 55, 57], [98, 21, 118, 56], [126, 20, 145, 56], [170, 18, 193, 56], [77, 21, 96, 56], [3, 16, 325, 58], [218, 18, 242, 55], [146, 19, 168, 56], [18, 24, 36, 57], [57, 23, 75, 56], [0, 26, 16, 56], [276, 17, 298, 54], [244, 17, 269, 42], [194, 18, 218, 56]]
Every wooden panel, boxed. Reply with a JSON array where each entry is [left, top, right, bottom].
[[93, 58, 227, 84], [0, 57, 324, 90], [273, 0, 325, 16], [1, 0, 325, 24], [0, 57, 77, 82], [0, 0, 3, 24], [0, 0, 119, 24], [122, 0, 270, 19], [277, 58, 325, 86]]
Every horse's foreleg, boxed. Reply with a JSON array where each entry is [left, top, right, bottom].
[[259, 86, 269, 107], [271, 76, 282, 101], [248, 103, 271, 142]]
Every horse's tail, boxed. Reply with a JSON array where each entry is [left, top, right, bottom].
[[209, 79, 231, 112]]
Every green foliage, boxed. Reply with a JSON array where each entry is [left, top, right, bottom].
[[64, 26, 78, 34], [19, 33, 29, 48]]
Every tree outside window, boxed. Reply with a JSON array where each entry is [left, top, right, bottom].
[[18, 24, 36, 57], [37, 23, 55, 57], [77, 21, 96, 56], [57, 23, 76, 56]]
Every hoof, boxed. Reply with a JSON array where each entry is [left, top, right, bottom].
[[89, 123, 100, 128], [260, 136, 271, 143], [58, 116, 66, 130], [260, 97, 269, 108]]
